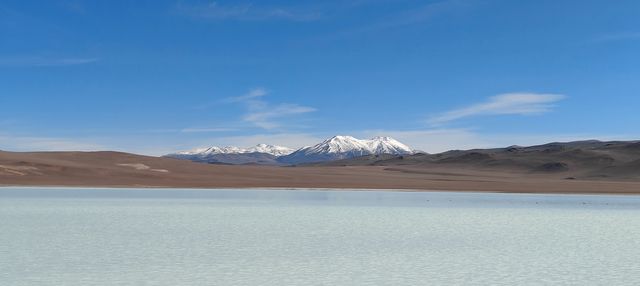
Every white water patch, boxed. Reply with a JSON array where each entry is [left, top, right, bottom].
[[116, 163, 169, 173], [0, 165, 41, 176]]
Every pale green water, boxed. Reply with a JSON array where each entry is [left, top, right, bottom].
[[1, 188, 640, 285]]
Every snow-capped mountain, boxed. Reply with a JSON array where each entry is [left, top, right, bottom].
[[170, 144, 293, 157], [165, 136, 414, 165], [277, 135, 414, 164], [245, 144, 294, 156], [164, 144, 294, 165], [366, 136, 413, 155], [298, 135, 371, 156]]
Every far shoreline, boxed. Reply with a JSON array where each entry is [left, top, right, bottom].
[[3, 184, 640, 197], [3, 150, 640, 196]]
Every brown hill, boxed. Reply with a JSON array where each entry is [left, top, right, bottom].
[[2, 141, 640, 194], [311, 140, 640, 181]]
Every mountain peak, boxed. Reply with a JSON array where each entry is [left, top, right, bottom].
[[325, 135, 359, 142], [245, 144, 294, 156], [366, 136, 412, 155], [277, 135, 414, 164], [171, 143, 294, 157], [313, 135, 370, 154], [370, 136, 393, 141]]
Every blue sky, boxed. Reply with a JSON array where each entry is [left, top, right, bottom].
[[1, 0, 639, 155]]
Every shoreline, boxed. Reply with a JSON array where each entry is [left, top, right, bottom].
[[3, 184, 640, 197]]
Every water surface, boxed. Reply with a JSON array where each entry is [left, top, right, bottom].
[[1, 188, 640, 285]]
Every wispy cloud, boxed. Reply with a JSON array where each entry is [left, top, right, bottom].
[[0, 134, 105, 152], [0, 57, 99, 67], [176, 1, 322, 22], [428, 92, 565, 125], [227, 87, 268, 102], [180, 127, 236, 133], [139, 127, 237, 134], [323, 0, 471, 39], [231, 88, 316, 130], [367, 0, 468, 31], [243, 104, 316, 130]]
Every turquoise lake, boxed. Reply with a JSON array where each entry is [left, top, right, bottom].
[[1, 188, 640, 285]]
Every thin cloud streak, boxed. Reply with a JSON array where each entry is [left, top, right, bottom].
[[175, 2, 322, 22], [180, 127, 236, 133], [191, 88, 267, 110], [319, 0, 471, 40], [231, 88, 316, 130], [593, 32, 640, 43], [0, 57, 99, 67], [226, 87, 268, 102], [243, 104, 316, 130], [428, 92, 565, 125], [366, 0, 467, 31], [0, 134, 105, 152]]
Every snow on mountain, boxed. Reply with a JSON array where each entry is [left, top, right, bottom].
[[366, 136, 413, 155], [277, 135, 414, 164], [176, 146, 239, 156], [172, 144, 294, 157], [301, 135, 413, 156], [245, 144, 295, 156], [165, 136, 414, 165], [301, 135, 371, 155], [164, 144, 294, 165]]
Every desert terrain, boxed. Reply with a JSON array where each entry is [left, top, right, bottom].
[[2, 147, 640, 194]]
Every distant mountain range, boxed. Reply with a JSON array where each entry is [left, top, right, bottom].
[[164, 135, 415, 165], [309, 140, 640, 181], [165, 143, 294, 165], [163, 137, 640, 181], [173, 143, 294, 157]]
